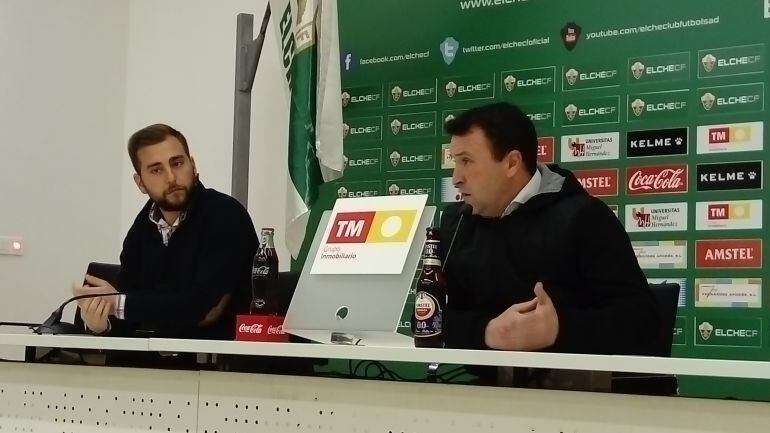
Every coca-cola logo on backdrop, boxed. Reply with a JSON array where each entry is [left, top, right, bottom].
[[626, 164, 688, 195]]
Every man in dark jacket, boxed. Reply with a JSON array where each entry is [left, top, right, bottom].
[[72, 124, 258, 340], [440, 102, 659, 357]]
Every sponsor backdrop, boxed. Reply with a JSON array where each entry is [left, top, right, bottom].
[[298, 0, 770, 399]]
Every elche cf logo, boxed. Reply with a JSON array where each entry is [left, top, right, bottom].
[[388, 183, 400, 195], [631, 61, 645, 80], [565, 68, 578, 86], [702, 54, 717, 72], [342, 155, 349, 169], [564, 103, 578, 121], [631, 98, 646, 117], [701, 92, 716, 110], [389, 151, 401, 167], [445, 81, 458, 97], [391, 85, 403, 102], [342, 123, 350, 138], [390, 119, 402, 135], [504, 75, 517, 92], [444, 114, 456, 124], [699, 322, 714, 340], [337, 186, 348, 199], [341, 91, 351, 107]]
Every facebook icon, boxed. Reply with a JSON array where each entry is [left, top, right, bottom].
[[343, 52, 353, 71]]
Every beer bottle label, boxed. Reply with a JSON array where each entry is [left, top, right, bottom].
[[414, 291, 442, 337], [424, 241, 439, 259]]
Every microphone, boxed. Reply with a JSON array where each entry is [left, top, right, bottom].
[[442, 202, 472, 271], [0, 321, 42, 330], [36, 293, 121, 335]]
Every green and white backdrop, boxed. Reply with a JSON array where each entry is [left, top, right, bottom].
[[296, 0, 770, 399]]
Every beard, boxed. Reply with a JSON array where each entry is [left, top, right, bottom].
[[153, 178, 197, 212]]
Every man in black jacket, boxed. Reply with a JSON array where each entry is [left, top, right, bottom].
[[440, 102, 659, 357], [72, 124, 258, 339]]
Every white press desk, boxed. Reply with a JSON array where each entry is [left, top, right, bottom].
[[1, 332, 769, 432]]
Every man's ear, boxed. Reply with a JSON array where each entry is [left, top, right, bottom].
[[133, 173, 148, 194], [505, 150, 523, 178], [191, 156, 198, 177]]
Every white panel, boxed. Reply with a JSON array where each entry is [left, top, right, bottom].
[[197, 371, 770, 433], [0, 363, 198, 432], [2, 363, 770, 432]]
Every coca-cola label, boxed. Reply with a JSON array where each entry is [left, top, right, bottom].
[[252, 265, 270, 277], [239, 323, 263, 334], [414, 291, 442, 337], [626, 164, 688, 195], [235, 315, 289, 343]]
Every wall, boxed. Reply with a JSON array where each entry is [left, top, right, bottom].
[[0, 0, 130, 358], [1, 0, 291, 360], [121, 0, 291, 266]]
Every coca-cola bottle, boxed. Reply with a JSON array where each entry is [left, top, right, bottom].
[[413, 227, 446, 348], [250, 228, 280, 315]]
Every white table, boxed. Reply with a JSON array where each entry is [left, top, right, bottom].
[[1, 332, 769, 433]]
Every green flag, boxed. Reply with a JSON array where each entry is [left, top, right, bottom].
[[271, 0, 344, 258]]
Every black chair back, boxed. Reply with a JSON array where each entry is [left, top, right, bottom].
[[86, 262, 122, 287], [611, 282, 680, 395], [648, 282, 681, 356]]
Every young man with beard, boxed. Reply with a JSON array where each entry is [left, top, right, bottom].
[[72, 124, 258, 340]]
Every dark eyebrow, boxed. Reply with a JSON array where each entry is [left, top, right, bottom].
[[145, 162, 163, 170]]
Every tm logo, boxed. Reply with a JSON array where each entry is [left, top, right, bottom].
[[343, 53, 354, 71], [440, 37, 459, 65]]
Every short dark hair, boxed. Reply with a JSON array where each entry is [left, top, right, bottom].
[[444, 102, 537, 175], [127, 124, 190, 172]]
